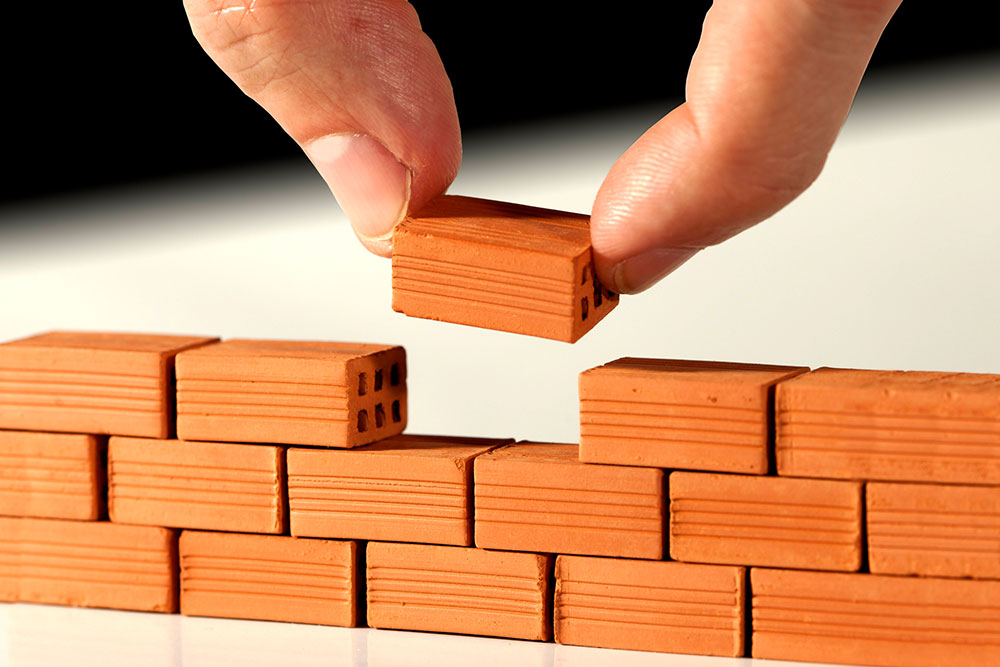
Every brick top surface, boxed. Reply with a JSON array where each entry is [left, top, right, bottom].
[[782, 367, 1000, 393], [583, 358, 808, 383], [176, 338, 399, 361], [478, 441, 580, 464], [1, 331, 217, 354]]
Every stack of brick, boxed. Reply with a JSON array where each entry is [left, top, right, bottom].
[[1, 332, 998, 667]]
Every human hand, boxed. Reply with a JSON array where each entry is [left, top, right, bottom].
[[184, 0, 901, 292]]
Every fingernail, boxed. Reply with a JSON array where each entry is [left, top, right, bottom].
[[612, 248, 698, 294], [305, 133, 411, 242]]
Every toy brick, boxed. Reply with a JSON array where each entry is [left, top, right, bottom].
[[868, 481, 1000, 580], [554, 555, 745, 656], [751, 567, 1000, 666], [108, 437, 285, 534], [777, 368, 1000, 483], [179, 531, 358, 627], [670, 472, 862, 571], [580, 358, 807, 473], [391, 195, 618, 343], [366, 541, 551, 640], [0, 516, 177, 612], [0, 430, 104, 520], [0, 331, 217, 438], [474, 442, 664, 559], [288, 434, 510, 546], [175, 339, 406, 448]]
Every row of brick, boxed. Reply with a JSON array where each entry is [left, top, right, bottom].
[[2, 515, 997, 665], [4, 430, 997, 579]]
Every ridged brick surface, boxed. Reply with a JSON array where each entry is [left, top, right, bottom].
[[288, 434, 509, 545], [0, 430, 104, 520], [366, 541, 550, 640], [108, 437, 285, 534], [868, 481, 1000, 579], [0, 516, 177, 612], [179, 531, 357, 626], [392, 196, 618, 343], [580, 358, 807, 473], [777, 368, 1000, 483], [175, 339, 406, 448], [751, 568, 1000, 666], [0, 331, 216, 438], [670, 472, 863, 571], [475, 442, 664, 559], [555, 555, 745, 656]]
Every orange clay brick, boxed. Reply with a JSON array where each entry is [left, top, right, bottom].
[[670, 472, 862, 571], [868, 482, 1000, 580], [391, 195, 618, 343], [175, 339, 406, 448], [179, 531, 358, 627], [555, 555, 745, 657], [108, 437, 285, 534], [475, 442, 664, 559], [366, 541, 551, 641], [751, 567, 1000, 666], [580, 358, 807, 474], [0, 430, 104, 521], [288, 434, 510, 546], [0, 331, 217, 438], [0, 516, 177, 612], [777, 368, 1000, 484]]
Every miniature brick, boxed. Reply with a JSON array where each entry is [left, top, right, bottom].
[[777, 367, 1000, 484], [475, 442, 664, 559], [391, 195, 618, 343], [580, 358, 808, 473], [366, 541, 551, 641], [0, 430, 104, 521], [179, 531, 358, 627], [555, 555, 745, 656], [108, 437, 285, 534], [175, 339, 406, 448], [0, 331, 217, 438], [751, 567, 1000, 666], [868, 481, 1000, 580], [0, 516, 177, 612], [670, 472, 862, 571], [288, 434, 511, 546]]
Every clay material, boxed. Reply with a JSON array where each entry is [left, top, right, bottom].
[[475, 442, 664, 559], [366, 541, 551, 640], [175, 339, 406, 448], [670, 472, 862, 571], [580, 358, 807, 473], [108, 436, 285, 534], [555, 555, 745, 656], [288, 434, 511, 545], [391, 195, 618, 343], [0, 516, 177, 612], [0, 331, 217, 438], [777, 367, 1000, 483], [751, 567, 1000, 666], [179, 531, 357, 627], [868, 481, 1000, 580], [0, 430, 104, 520]]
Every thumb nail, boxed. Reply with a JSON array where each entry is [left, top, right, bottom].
[[305, 133, 412, 244], [612, 247, 698, 294]]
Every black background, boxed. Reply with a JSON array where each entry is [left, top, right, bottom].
[[2, 3, 997, 207]]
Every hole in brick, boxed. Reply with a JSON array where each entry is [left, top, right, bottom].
[[581, 265, 590, 285], [358, 372, 367, 396], [390, 363, 400, 386], [581, 296, 589, 321], [375, 403, 385, 428], [374, 369, 383, 392], [357, 409, 369, 433], [594, 289, 603, 308], [391, 400, 401, 423]]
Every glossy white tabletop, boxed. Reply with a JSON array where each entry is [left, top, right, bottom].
[[1, 59, 998, 666]]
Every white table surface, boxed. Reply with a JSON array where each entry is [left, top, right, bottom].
[[1, 59, 998, 666]]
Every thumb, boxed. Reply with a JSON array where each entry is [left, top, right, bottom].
[[591, 0, 901, 293], [183, 0, 461, 256]]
